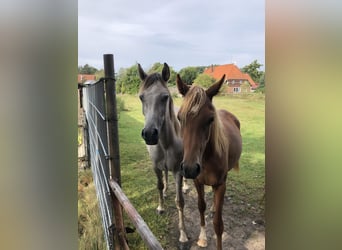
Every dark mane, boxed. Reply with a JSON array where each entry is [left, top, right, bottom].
[[140, 72, 167, 91]]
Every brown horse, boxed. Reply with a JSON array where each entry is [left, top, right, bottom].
[[176, 74, 242, 250]]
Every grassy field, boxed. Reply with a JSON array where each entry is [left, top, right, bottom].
[[78, 93, 265, 249]]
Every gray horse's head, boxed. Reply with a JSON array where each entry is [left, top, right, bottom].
[[138, 63, 171, 145]]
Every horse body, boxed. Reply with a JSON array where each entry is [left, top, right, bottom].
[[138, 63, 188, 243], [176, 74, 242, 250]]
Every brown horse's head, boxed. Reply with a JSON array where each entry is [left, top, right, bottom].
[[176, 74, 226, 179]]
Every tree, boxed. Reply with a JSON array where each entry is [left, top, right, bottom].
[[241, 60, 264, 83], [255, 72, 265, 93], [147, 62, 164, 74], [193, 74, 216, 88], [148, 62, 177, 86], [95, 69, 104, 80], [78, 64, 98, 74], [178, 66, 206, 85], [178, 67, 199, 85], [116, 65, 141, 94]]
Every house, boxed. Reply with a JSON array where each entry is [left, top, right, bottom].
[[78, 74, 96, 111], [78, 74, 96, 83], [203, 64, 258, 93]]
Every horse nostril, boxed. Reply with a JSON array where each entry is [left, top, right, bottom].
[[141, 127, 159, 145], [152, 128, 158, 137]]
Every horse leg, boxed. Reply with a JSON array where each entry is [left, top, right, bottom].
[[182, 178, 190, 193], [154, 167, 165, 214], [194, 179, 207, 247], [163, 169, 168, 198], [213, 183, 226, 250], [210, 186, 216, 213], [174, 172, 188, 242]]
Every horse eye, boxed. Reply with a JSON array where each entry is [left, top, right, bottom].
[[139, 94, 144, 101], [161, 94, 169, 102], [207, 117, 214, 125]]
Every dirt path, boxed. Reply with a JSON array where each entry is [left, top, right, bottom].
[[164, 181, 265, 250]]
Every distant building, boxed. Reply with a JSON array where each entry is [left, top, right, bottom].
[[203, 64, 258, 93], [78, 74, 96, 83]]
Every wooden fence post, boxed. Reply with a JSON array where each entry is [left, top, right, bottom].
[[103, 54, 128, 250]]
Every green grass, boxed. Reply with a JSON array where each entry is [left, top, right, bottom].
[[78, 127, 83, 146], [78, 93, 265, 249]]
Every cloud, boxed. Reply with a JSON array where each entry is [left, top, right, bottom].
[[79, 0, 265, 71]]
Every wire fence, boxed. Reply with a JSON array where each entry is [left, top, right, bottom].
[[79, 54, 163, 250], [82, 79, 114, 250]]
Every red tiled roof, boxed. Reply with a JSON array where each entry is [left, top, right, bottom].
[[78, 74, 96, 83], [203, 64, 258, 88]]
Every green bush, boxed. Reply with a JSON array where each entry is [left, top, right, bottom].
[[193, 74, 216, 88]]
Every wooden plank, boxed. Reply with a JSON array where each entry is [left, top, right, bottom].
[[109, 180, 164, 250]]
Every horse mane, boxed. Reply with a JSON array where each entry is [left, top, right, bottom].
[[179, 86, 228, 157], [139, 72, 180, 136], [169, 97, 181, 136]]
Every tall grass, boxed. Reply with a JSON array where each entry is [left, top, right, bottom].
[[78, 169, 107, 250], [78, 93, 265, 249]]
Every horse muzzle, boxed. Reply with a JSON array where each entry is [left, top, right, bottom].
[[141, 128, 159, 145], [180, 162, 201, 179]]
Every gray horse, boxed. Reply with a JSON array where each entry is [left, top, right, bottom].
[[138, 63, 188, 242]]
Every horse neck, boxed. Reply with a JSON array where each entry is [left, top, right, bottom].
[[159, 100, 180, 148], [203, 131, 216, 161]]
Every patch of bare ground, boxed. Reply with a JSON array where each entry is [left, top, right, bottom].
[[164, 181, 265, 250]]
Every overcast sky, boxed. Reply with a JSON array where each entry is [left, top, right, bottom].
[[78, 0, 264, 71]]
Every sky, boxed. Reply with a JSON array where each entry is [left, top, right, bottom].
[[78, 0, 264, 72]]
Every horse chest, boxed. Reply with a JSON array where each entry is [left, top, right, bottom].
[[198, 163, 227, 186]]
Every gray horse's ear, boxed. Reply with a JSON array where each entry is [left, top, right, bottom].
[[176, 74, 190, 96], [206, 74, 225, 100], [138, 63, 147, 80], [162, 63, 170, 82]]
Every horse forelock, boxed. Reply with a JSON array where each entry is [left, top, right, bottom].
[[179, 86, 228, 157], [179, 86, 207, 120], [139, 73, 166, 92]]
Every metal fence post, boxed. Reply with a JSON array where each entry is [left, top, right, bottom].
[[103, 54, 128, 250]]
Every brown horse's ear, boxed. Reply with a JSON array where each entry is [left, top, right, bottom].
[[206, 74, 226, 100], [162, 63, 170, 82], [176, 74, 190, 96], [137, 63, 147, 81]]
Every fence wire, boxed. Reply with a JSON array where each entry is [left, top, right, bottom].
[[82, 80, 114, 250]]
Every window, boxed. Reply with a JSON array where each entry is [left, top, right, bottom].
[[233, 87, 240, 93]]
